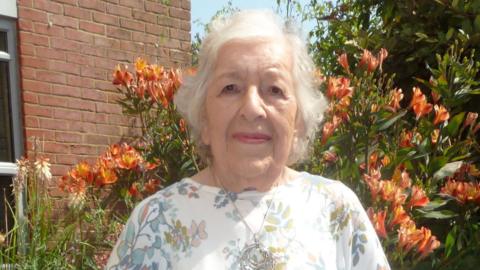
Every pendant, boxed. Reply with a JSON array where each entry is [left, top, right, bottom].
[[239, 241, 276, 270]]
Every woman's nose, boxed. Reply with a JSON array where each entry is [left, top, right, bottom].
[[239, 86, 267, 121]]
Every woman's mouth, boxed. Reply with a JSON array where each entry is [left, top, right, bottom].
[[232, 132, 272, 144]]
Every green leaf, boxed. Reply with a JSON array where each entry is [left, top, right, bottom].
[[444, 227, 457, 258], [420, 199, 449, 211], [429, 156, 448, 175], [446, 28, 455, 40], [419, 209, 458, 219], [378, 110, 407, 131], [433, 161, 463, 180], [446, 112, 465, 137]]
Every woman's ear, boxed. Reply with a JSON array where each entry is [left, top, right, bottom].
[[294, 113, 306, 138]]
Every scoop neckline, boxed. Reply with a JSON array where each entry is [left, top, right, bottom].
[[181, 171, 308, 198]]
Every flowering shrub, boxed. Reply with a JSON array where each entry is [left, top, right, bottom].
[[304, 44, 480, 269]]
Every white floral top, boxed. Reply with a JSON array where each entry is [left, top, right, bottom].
[[106, 172, 390, 270]]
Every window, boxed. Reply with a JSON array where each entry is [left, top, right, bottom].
[[0, 17, 22, 233]]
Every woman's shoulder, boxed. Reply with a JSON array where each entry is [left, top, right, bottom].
[[297, 171, 361, 204]]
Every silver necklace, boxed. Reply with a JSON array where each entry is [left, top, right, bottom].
[[213, 171, 279, 270]]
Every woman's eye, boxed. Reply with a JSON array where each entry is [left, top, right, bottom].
[[221, 84, 238, 94], [269, 86, 284, 96]]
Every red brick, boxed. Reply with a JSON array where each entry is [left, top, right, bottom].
[[79, 21, 105, 35], [94, 57, 117, 70], [23, 80, 52, 94], [55, 132, 83, 143], [17, 0, 33, 7], [96, 124, 120, 136], [64, 5, 92, 20], [19, 19, 34, 32], [66, 52, 94, 66], [181, 0, 190, 10], [36, 47, 65, 61], [23, 92, 38, 104], [161, 38, 180, 49], [68, 99, 96, 111], [120, 18, 145, 31], [108, 114, 131, 125], [107, 4, 132, 17], [33, 0, 63, 14], [56, 154, 80, 165], [158, 15, 181, 28], [170, 29, 189, 41], [36, 70, 66, 84], [82, 88, 107, 101], [38, 95, 69, 108], [80, 66, 107, 80], [169, 0, 182, 8], [18, 7, 48, 23], [169, 7, 189, 20], [106, 92, 122, 103], [132, 32, 157, 43], [70, 122, 97, 133], [49, 14, 79, 29], [50, 61, 81, 75], [21, 56, 50, 69], [95, 80, 116, 92], [120, 40, 145, 53], [24, 104, 53, 117], [19, 32, 49, 46], [52, 0, 77, 5], [39, 118, 69, 130], [93, 12, 119, 26], [71, 145, 97, 155], [50, 164, 71, 177], [145, 45, 169, 57], [146, 24, 169, 36], [53, 108, 82, 121], [51, 38, 82, 52], [24, 116, 39, 128], [85, 134, 109, 145], [79, 0, 107, 12], [67, 75, 94, 88], [180, 20, 190, 31], [107, 49, 136, 62], [107, 26, 132, 40], [65, 28, 94, 44], [25, 129, 56, 140], [145, 1, 168, 15], [21, 67, 36, 80], [80, 45, 107, 57], [52, 84, 82, 98], [93, 36, 121, 49], [20, 44, 36, 56], [82, 112, 108, 123], [33, 23, 64, 37], [119, 0, 144, 9], [132, 10, 156, 23], [43, 142, 70, 154], [96, 103, 122, 114]]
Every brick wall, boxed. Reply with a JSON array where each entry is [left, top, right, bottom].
[[17, 0, 191, 186]]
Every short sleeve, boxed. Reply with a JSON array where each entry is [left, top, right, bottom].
[[338, 184, 391, 270]]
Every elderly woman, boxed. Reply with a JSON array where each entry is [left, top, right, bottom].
[[106, 10, 390, 270]]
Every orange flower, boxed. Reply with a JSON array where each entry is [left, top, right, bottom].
[[392, 166, 411, 189], [410, 87, 433, 120], [135, 58, 147, 76], [338, 53, 350, 73], [359, 49, 379, 73], [363, 169, 381, 201], [322, 150, 338, 163], [179, 118, 187, 132], [128, 183, 141, 198], [433, 104, 449, 125], [389, 205, 410, 228], [116, 150, 141, 170], [398, 220, 424, 253], [431, 129, 440, 144], [399, 129, 413, 148], [381, 155, 391, 167], [321, 121, 335, 144], [96, 166, 118, 186], [431, 90, 441, 104], [144, 179, 161, 194], [464, 112, 478, 128], [408, 185, 430, 208], [417, 227, 440, 259], [70, 161, 94, 184], [368, 152, 379, 170], [441, 179, 480, 204], [387, 88, 404, 112], [59, 174, 86, 195], [367, 208, 387, 238], [112, 64, 133, 86], [378, 48, 388, 71]]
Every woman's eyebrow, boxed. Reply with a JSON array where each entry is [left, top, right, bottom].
[[214, 70, 243, 81]]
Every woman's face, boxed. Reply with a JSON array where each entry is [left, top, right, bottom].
[[202, 37, 299, 183]]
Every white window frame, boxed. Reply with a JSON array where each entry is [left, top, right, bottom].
[[0, 17, 22, 175]]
